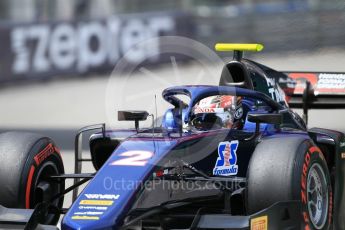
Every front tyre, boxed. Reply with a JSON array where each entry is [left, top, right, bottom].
[[246, 137, 332, 230], [0, 131, 64, 225]]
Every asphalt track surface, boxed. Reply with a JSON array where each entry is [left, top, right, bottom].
[[1, 48, 345, 223]]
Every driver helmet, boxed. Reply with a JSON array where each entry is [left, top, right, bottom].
[[192, 95, 243, 130]]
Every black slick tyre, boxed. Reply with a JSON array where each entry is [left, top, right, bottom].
[[246, 136, 332, 230], [0, 131, 65, 225]]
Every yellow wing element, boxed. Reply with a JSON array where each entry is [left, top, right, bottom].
[[215, 43, 264, 52]]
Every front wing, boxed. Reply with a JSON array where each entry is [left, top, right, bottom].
[[0, 201, 301, 230]]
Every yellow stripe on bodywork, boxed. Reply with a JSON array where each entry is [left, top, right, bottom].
[[72, 216, 100, 220], [215, 43, 264, 52], [79, 200, 113, 206]]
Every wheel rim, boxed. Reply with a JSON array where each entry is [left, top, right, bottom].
[[34, 163, 59, 204], [307, 163, 328, 229], [33, 161, 62, 224]]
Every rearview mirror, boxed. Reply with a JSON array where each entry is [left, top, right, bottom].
[[246, 113, 282, 141], [118, 110, 149, 121], [247, 113, 282, 125], [118, 110, 149, 131]]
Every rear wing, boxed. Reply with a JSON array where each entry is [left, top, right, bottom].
[[279, 72, 345, 109], [275, 71, 345, 124], [246, 60, 345, 110]]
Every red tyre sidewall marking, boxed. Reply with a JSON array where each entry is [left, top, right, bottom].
[[301, 146, 331, 228], [33, 143, 56, 166], [25, 165, 35, 209], [26, 143, 61, 209]]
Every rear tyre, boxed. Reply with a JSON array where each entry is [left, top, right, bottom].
[[0, 131, 64, 225], [246, 137, 332, 230]]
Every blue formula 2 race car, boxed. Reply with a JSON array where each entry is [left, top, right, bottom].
[[1, 44, 345, 230]]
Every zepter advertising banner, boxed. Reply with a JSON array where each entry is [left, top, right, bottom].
[[0, 12, 194, 83]]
